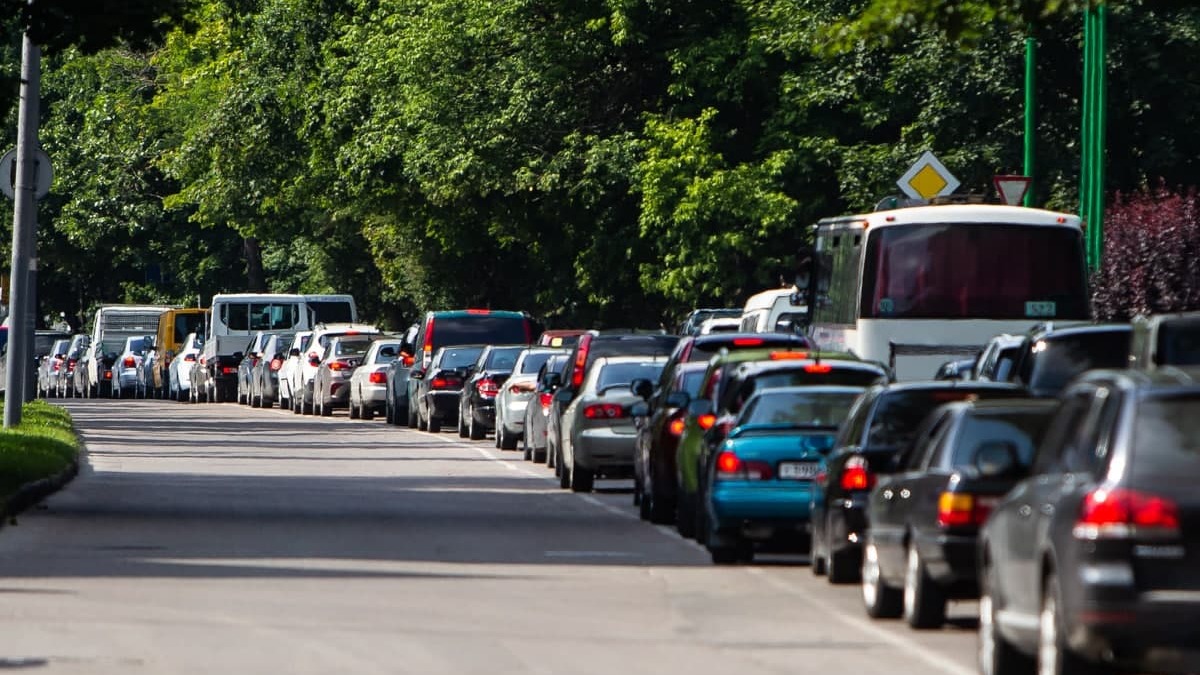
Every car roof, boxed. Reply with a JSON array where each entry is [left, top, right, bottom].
[[1028, 322, 1131, 340], [426, 309, 528, 319], [750, 385, 867, 397]]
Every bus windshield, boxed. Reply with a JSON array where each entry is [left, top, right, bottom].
[[860, 223, 1088, 320]]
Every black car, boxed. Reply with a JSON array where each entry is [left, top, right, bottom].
[[978, 369, 1200, 675], [811, 381, 1027, 584], [861, 398, 1056, 628], [1129, 311, 1200, 369], [411, 345, 486, 433], [547, 331, 680, 472], [458, 344, 524, 440], [1008, 322, 1132, 397]]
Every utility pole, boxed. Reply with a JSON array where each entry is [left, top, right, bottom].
[[1080, 3, 1107, 270], [3, 26, 40, 427], [1023, 30, 1037, 207]]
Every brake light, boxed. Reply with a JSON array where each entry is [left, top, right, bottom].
[[476, 379, 500, 397], [937, 492, 991, 528], [539, 392, 553, 407], [770, 351, 810, 360], [732, 338, 764, 347], [466, 309, 491, 315], [52, 362, 60, 371], [669, 418, 686, 436], [571, 334, 592, 390], [184, 354, 196, 362], [1073, 488, 1181, 540], [583, 403, 626, 419], [328, 360, 353, 371], [222, 366, 238, 375], [804, 363, 833, 373], [697, 412, 717, 430], [431, 376, 461, 390], [423, 317, 435, 357], [369, 372, 387, 384], [269, 358, 283, 371], [714, 417, 735, 437], [715, 450, 773, 481], [104, 371, 112, 380], [509, 381, 535, 394], [345, 330, 360, 336], [123, 356, 136, 367], [840, 456, 875, 491]]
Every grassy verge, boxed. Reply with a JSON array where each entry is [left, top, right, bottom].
[[0, 400, 79, 506]]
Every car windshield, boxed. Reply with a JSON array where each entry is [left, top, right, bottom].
[[1131, 395, 1200, 478], [438, 347, 485, 369], [949, 410, 1054, 469], [597, 362, 664, 391], [741, 391, 860, 427], [867, 388, 1021, 449], [519, 351, 557, 374], [484, 346, 525, 371], [861, 223, 1089, 320], [334, 339, 371, 357], [1021, 330, 1131, 395]]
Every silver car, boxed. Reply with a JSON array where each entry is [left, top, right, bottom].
[[279, 331, 313, 412], [36, 338, 71, 398], [558, 356, 667, 493], [169, 332, 203, 401], [495, 347, 569, 450], [348, 338, 403, 420], [312, 334, 376, 417], [522, 354, 570, 463], [112, 335, 154, 398]]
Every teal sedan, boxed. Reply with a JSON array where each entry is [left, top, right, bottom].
[[701, 386, 864, 564]]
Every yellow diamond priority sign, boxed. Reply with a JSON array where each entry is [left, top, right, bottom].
[[897, 151, 959, 201]]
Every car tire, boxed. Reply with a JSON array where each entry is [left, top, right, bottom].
[[469, 408, 485, 440], [522, 432, 532, 461], [1038, 573, 1101, 675], [978, 563, 1035, 675], [458, 413, 468, 438], [676, 493, 697, 540], [862, 540, 903, 619], [903, 543, 946, 629], [708, 538, 752, 566], [559, 453, 572, 489], [320, 397, 333, 417], [569, 458, 594, 493], [499, 425, 518, 450], [361, 404, 374, 421], [827, 544, 860, 585], [385, 401, 395, 425], [428, 415, 441, 433], [408, 402, 418, 429], [349, 401, 360, 419]]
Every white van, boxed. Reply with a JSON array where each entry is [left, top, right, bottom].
[[738, 287, 808, 334]]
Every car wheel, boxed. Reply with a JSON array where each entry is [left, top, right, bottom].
[[458, 411, 468, 438], [559, 451, 572, 489], [903, 543, 946, 629], [708, 538, 752, 566], [827, 544, 859, 585], [547, 435, 558, 470], [522, 431, 532, 461], [862, 539, 903, 619], [349, 401, 360, 419], [500, 425, 518, 450], [676, 492, 697, 540], [361, 403, 374, 421], [469, 408, 485, 440], [978, 563, 1035, 675], [320, 396, 333, 417], [385, 401, 395, 425], [428, 415, 441, 433], [407, 403, 418, 429], [417, 407, 428, 431], [1038, 573, 1100, 675], [569, 457, 594, 493]]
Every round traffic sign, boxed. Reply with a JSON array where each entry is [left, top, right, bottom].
[[0, 147, 53, 201]]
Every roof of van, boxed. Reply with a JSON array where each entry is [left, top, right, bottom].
[[742, 287, 799, 310], [818, 204, 1082, 231], [210, 293, 305, 302]]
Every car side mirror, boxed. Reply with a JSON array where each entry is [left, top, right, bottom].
[[665, 391, 690, 409], [630, 401, 650, 417], [974, 440, 1022, 479], [410, 369, 426, 380], [290, 348, 301, 357], [630, 378, 654, 401]]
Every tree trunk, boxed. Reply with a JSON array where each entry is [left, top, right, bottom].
[[244, 236, 267, 292]]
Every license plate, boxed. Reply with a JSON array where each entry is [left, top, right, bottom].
[[778, 462, 819, 480]]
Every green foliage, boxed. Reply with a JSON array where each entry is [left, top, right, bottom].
[[0, 400, 78, 502]]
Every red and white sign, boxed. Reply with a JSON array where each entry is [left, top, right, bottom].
[[993, 175, 1032, 206]]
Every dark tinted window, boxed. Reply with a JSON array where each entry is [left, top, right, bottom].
[[127, 337, 152, 354], [308, 301, 355, 324], [742, 391, 859, 427], [1131, 394, 1200, 477], [432, 317, 530, 350], [868, 388, 1021, 449], [484, 346, 525, 371], [949, 409, 1055, 469], [373, 342, 401, 363], [333, 338, 372, 357], [597, 362, 665, 390], [519, 352, 556, 374], [679, 370, 706, 396], [437, 347, 485, 369], [861, 224, 1089, 320], [1020, 330, 1131, 395], [1156, 321, 1200, 366], [34, 333, 70, 356], [174, 313, 207, 344]]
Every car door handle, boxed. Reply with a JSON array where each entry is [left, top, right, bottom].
[[1019, 505, 1033, 518]]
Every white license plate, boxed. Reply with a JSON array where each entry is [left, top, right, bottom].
[[777, 462, 820, 480]]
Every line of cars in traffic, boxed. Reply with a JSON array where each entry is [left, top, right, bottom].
[[39, 298, 1200, 675]]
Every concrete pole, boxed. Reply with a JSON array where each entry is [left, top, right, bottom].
[[4, 31, 40, 427]]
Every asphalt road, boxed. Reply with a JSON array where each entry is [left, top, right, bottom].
[[0, 399, 980, 674]]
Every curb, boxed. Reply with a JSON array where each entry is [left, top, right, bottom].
[[3, 458, 80, 520]]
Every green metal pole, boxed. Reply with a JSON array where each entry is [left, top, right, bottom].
[[1080, 5, 1106, 271], [1094, 3, 1107, 269], [1024, 31, 1037, 206]]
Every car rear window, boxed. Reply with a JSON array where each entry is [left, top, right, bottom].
[[1021, 330, 1131, 395], [868, 388, 1023, 449], [1156, 321, 1200, 367], [334, 338, 372, 357], [743, 391, 860, 427], [949, 409, 1055, 469], [597, 362, 665, 391], [308, 301, 355, 324], [484, 346, 525, 371], [432, 316, 530, 350], [1131, 395, 1200, 477], [438, 347, 485, 369], [519, 351, 557, 374], [173, 313, 207, 344]]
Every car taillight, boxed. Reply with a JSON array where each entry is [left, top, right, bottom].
[[222, 366, 238, 375], [66, 360, 76, 372], [715, 450, 772, 481], [804, 363, 833, 374], [539, 392, 553, 407], [123, 356, 135, 367], [269, 358, 283, 371], [52, 362, 60, 371], [571, 335, 592, 389], [184, 354, 196, 362], [103, 371, 112, 380], [669, 417, 686, 436], [328, 360, 353, 371], [840, 456, 875, 491], [770, 351, 809, 360], [369, 372, 387, 384], [583, 403, 626, 419], [937, 492, 992, 528], [422, 317, 435, 359], [1073, 488, 1181, 540], [476, 379, 500, 397], [732, 338, 764, 347], [431, 376, 461, 390], [697, 412, 717, 430], [509, 381, 535, 394], [308, 353, 321, 366], [715, 417, 734, 437]]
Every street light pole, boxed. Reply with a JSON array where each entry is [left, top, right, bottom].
[[1080, 3, 1107, 271], [3, 28, 40, 427], [1023, 30, 1037, 206]]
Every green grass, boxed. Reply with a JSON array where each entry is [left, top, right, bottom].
[[0, 400, 79, 504]]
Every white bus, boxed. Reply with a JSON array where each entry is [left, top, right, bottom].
[[804, 204, 1090, 380]]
